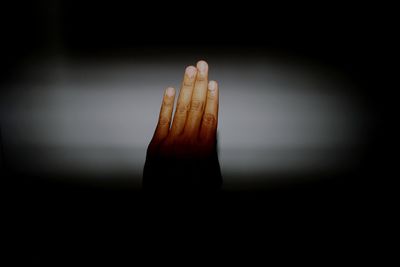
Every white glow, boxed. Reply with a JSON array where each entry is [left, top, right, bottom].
[[0, 58, 367, 188]]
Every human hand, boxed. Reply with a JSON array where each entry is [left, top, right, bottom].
[[143, 60, 222, 191]]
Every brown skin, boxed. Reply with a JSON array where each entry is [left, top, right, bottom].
[[143, 60, 222, 191], [148, 60, 219, 158]]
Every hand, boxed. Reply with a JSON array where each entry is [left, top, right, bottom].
[[143, 60, 222, 191]]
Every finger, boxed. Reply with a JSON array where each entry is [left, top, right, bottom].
[[151, 87, 175, 144], [199, 80, 219, 143], [169, 66, 197, 138], [183, 60, 209, 136]]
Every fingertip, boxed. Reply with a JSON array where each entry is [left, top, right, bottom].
[[185, 66, 197, 78], [208, 80, 218, 91], [196, 60, 208, 73], [165, 87, 175, 97]]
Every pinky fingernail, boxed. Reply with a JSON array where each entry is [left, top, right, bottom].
[[166, 87, 175, 96], [208, 81, 217, 91]]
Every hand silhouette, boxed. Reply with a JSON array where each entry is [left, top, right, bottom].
[[143, 60, 222, 191]]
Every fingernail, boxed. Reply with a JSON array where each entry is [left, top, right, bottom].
[[166, 87, 175, 97], [208, 80, 217, 91], [185, 66, 197, 78], [197, 60, 208, 74]]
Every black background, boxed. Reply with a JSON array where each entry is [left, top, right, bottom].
[[1, 1, 390, 263]]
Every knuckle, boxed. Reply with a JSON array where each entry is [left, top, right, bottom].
[[202, 113, 216, 126], [190, 100, 204, 112], [196, 74, 207, 82], [176, 103, 189, 115], [207, 93, 216, 101], [163, 99, 172, 107], [183, 80, 194, 86], [158, 116, 170, 126]]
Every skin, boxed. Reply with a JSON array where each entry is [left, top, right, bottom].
[[147, 60, 219, 158]]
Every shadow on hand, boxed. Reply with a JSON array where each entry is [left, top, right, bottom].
[[143, 137, 222, 192]]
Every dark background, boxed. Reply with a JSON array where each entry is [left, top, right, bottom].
[[1, 1, 389, 262], [2, 1, 386, 188], [2, 1, 387, 82]]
